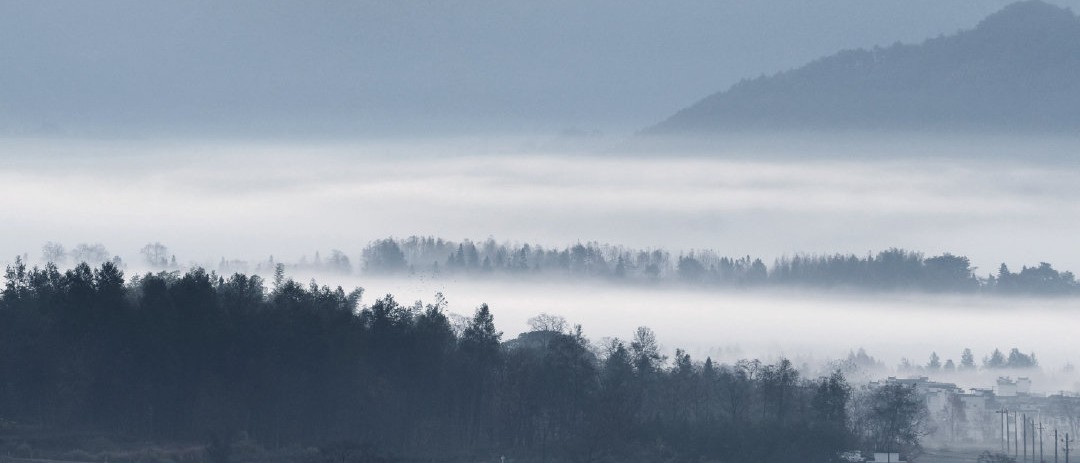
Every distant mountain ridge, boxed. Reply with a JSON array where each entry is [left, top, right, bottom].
[[648, 1, 1080, 134]]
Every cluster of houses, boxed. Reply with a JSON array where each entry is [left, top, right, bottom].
[[872, 375, 1080, 449]]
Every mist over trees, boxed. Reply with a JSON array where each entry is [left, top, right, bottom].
[[0, 260, 930, 462], [887, 347, 1041, 377], [5, 2, 1079, 463], [69, 243, 113, 266], [23, 238, 1080, 296], [359, 236, 1080, 295]]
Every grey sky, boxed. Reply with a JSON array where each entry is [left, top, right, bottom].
[[4, 0, 1078, 136]]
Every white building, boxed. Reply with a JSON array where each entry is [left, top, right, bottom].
[[1016, 377, 1031, 394], [872, 452, 905, 463]]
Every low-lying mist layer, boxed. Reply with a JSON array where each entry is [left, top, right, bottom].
[[6, 257, 1078, 394], [4, 137, 1080, 391], [352, 236, 1077, 295], [5, 136, 1080, 273], [22, 236, 1080, 296]]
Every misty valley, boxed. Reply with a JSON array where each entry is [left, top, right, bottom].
[[8, 0, 1080, 462], [5, 136, 1080, 463]]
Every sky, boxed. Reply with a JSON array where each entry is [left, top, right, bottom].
[[4, 0, 1080, 136]]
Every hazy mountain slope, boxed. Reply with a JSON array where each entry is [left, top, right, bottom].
[[649, 1, 1080, 133], [3, 0, 1073, 137]]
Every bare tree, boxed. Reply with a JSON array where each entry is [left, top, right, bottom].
[[140, 242, 170, 268], [41, 241, 66, 265], [527, 313, 568, 333], [70, 243, 109, 265]]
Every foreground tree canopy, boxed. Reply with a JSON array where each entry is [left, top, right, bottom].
[[1, 261, 927, 462]]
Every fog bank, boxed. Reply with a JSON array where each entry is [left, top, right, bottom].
[[4, 137, 1080, 273], [318, 274, 1080, 391]]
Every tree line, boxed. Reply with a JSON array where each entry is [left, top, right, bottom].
[[844, 346, 1043, 379], [361, 236, 1078, 295], [21, 238, 1080, 295], [893, 347, 1039, 375], [0, 259, 929, 462]]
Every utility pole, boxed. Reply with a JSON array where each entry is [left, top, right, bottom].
[[999, 408, 1008, 452], [1032, 417, 1037, 463], [1002, 410, 1010, 453], [1025, 414, 1029, 463], [1016, 411, 1021, 460], [999, 408, 1010, 452], [1057, 429, 1060, 463], [1038, 421, 1045, 463], [1034, 419, 1039, 463], [1064, 432, 1071, 463]]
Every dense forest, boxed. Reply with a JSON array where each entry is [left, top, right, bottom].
[[0, 260, 929, 462], [352, 236, 1077, 295]]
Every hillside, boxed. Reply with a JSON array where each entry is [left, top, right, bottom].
[[648, 1, 1080, 134]]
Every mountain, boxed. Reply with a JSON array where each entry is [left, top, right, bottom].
[[648, 1, 1080, 134], [7, 1, 1073, 138]]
